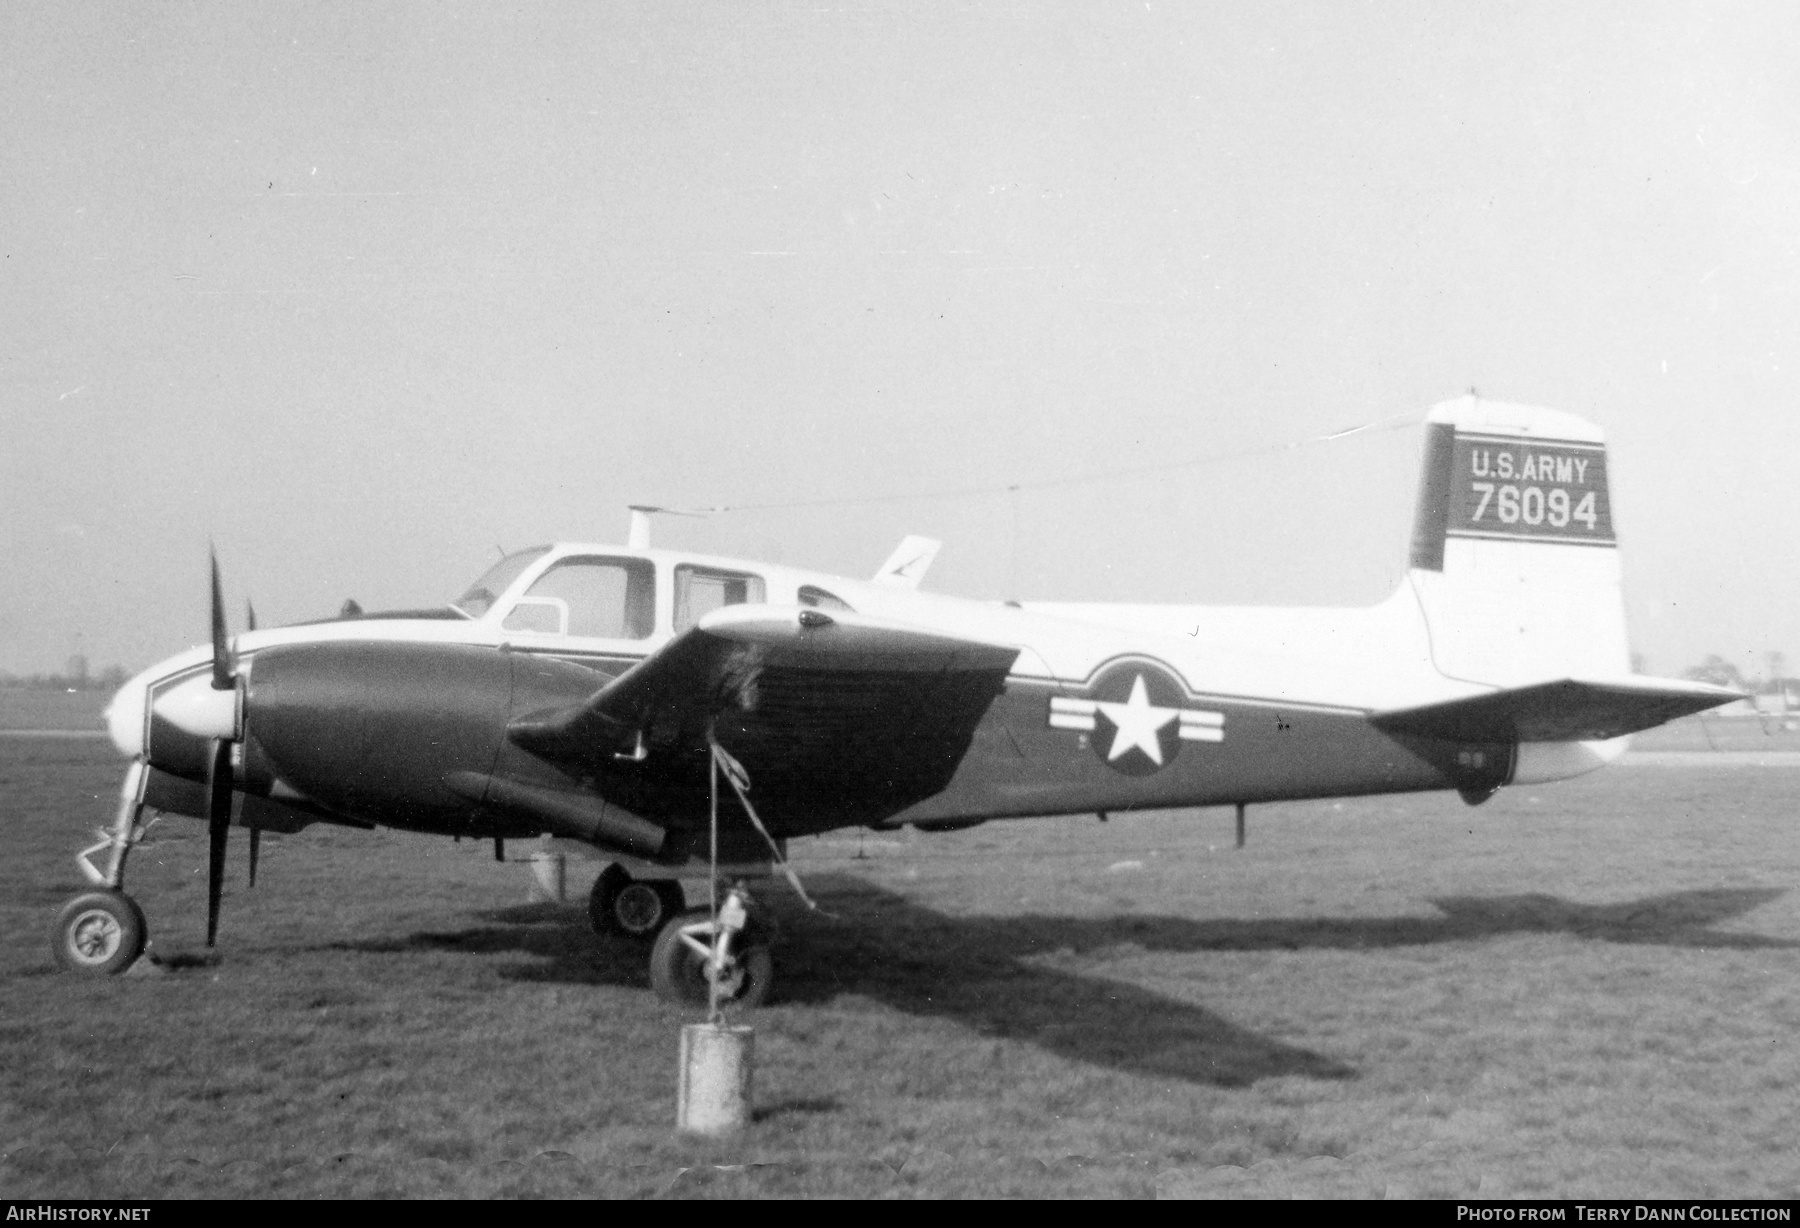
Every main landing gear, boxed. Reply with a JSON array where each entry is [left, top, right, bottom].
[[648, 886, 774, 1011], [590, 866, 772, 1008], [53, 760, 154, 975], [588, 864, 685, 940]]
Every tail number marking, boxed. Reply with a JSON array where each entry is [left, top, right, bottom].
[[1469, 482, 1597, 530], [1450, 435, 1614, 545]]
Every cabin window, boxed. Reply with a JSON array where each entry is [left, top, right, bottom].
[[674, 565, 765, 631], [503, 557, 655, 639], [798, 585, 853, 612]]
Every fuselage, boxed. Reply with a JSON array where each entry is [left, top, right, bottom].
[[109, 540, 1623, 846]]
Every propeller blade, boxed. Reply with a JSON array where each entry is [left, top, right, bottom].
[[210, 551, 234, 691], [248, 826, 261, 889], [245, 598, 257, 633], [205, 738, 232, 947]]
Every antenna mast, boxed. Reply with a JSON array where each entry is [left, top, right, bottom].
[[626, 504, 705, 549]]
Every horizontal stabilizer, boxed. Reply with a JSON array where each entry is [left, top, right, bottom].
[[1371, 676, 1742, 743]]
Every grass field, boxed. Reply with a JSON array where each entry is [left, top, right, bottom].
[[0, 688, 110, 731], [2, 736, 1797, 1198], [1631, 716, 1800, 754]]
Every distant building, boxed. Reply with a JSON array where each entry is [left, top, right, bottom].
[[1752, 681, 1799, 716]]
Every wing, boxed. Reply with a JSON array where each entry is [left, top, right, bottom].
[[508, 605, 1020, 830], [1371, 676, 1742, 743]]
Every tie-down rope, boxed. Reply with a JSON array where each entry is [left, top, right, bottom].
[[707, 733, 830, 916]]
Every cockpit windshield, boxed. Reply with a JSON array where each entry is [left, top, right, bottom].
[[453, 547, 550, 618]]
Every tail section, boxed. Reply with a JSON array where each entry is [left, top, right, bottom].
[[1405, 396, 1628, 687], [872, 535, 943, 589]]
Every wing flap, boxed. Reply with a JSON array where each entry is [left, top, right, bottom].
[[1371, 676, 1742, 743]]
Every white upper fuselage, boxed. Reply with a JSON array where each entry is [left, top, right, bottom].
[[109, 539, 1493, 763]]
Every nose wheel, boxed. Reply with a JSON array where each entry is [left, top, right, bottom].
[[57, 760, 154, 975], [52, 890, 147, 975]]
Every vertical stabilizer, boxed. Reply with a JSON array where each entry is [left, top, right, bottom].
[[873, 536, 943, 588], [1406, 396, 1629, 687]]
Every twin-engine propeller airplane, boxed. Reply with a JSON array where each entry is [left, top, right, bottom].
[[55, 397, 1738, 1006]]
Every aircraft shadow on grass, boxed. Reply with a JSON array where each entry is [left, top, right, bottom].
[[331, 875, 1350, 1088], [963, 885, 1800, 955], [329, 879, 1790, 1089]]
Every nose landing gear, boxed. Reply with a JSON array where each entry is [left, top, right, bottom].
[[54, 759, 154, 975], [52, 891, 146, 974]]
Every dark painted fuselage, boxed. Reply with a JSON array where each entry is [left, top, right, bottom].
[[888, 680, 1508, 828], [140, 636, 1508, 852]]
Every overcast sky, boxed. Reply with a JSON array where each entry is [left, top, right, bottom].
[[3, 2, 1795, 680]]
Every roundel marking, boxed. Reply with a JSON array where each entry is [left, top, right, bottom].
[[1046, 658, 1225, 776]]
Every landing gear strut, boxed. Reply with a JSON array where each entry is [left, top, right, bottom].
[[648, 885, 774, 1010], [588, 863, 685, 940], [54, 759, 154, 975]]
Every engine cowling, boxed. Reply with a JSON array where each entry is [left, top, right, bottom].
[[245, 641, 520, 831]]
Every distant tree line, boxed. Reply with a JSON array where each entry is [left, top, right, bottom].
[[1679, 650, 1794, 699], [0, 654, 130, 691]]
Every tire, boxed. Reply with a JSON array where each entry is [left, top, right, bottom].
[[53, 891, 147, 975], [589, 865, 684, 940], [589, 864, 629, 936], [652, 879, 686, 925], [648, 908, 773, 1010]]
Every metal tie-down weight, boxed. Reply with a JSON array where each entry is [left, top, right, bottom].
[[677, 1023, 754, 1136]]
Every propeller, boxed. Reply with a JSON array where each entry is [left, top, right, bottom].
[[210, 551, 236, 692], [205, 550, 241, 947], [205, 737, 232, 946]]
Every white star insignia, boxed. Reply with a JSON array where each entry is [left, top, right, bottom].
[[1047, 674, 1227, 767], [1094, 674, 1180, 765]]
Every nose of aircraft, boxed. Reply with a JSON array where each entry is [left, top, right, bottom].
[[104, 651, 233, 761], [149, 674, 242, 741], [104, 673, 151, 758]]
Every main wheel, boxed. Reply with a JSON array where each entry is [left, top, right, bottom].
[[589, 865, 684, 940], [53, 891, 147, 975], [648, 908, 773, 1009]]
